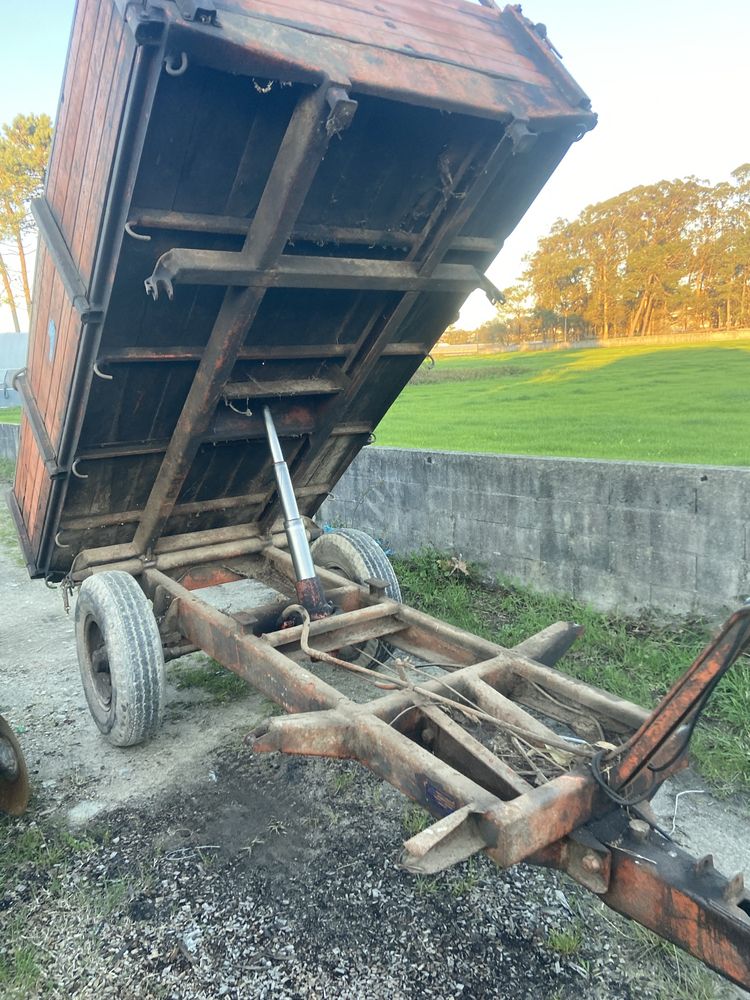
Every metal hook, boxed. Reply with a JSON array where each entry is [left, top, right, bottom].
[[164, 51, 188, 77], [227, 399, 253, 416], [71, 459, 88, 480], [93, 361, 113, 381], [124, 221, 151, 242], [54, 531, 71, 550]]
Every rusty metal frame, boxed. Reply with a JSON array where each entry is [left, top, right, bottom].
[[71, 537, 749, 990]]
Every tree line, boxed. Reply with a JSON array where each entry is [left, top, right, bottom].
[[448, 165, 750, 346], [0, 114, 52, 332]]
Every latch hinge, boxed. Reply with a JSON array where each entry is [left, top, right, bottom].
[[175, 0, 217, 25]]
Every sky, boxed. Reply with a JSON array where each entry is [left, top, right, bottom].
[[0, 0, 747, 330]]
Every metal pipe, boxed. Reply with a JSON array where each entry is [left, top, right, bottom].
[[263, 406, 316, 582]]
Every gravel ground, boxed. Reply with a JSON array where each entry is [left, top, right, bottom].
[[3, 749, 722, 1000]]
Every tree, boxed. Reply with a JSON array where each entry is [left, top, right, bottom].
[[515, 167, 750, 342], [0, 113, 52, 330]]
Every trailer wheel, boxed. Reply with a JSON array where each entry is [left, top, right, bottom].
[[75, 571, 165, 747], [311, 528, 401, 666], [0, 715, 30, 816]]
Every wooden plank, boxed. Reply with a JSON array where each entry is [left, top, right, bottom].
[[61, 0, 114, 244], [129, 208, 498, 255], [229, 0, 546, 83], [26, 248, 55, 403], [79, 22, 135, 282], [45, 294, 78, 448], [47, 0, 99, 228], [69, 2, 119, 276], [222, 377, 342, 399], [36, 267, 67, 421], [14, 420, 32, 514], [46, 0, 89, 209]]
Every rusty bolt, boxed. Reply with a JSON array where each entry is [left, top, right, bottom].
[[581, 852, 602, 874], [628, 819, 650, 844]]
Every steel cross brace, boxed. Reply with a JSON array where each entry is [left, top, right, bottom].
[[132, 81, 358, 556]]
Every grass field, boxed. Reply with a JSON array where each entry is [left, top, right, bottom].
[[376, 339, 750, 466], [0, 407, 20, 424]]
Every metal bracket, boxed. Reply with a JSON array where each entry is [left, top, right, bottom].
[[31, 199, 102, 323], [12, 370, 63, 478], [111, 1, 166, 45], [325, 86, 358, 138], [506, 119, 537, 156], [144, 249, 498, 300], [175, 0, 217, 25], [477, 273, 505, 306]]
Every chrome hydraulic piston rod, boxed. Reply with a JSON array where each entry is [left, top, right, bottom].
[[262, 406, 332, 618]]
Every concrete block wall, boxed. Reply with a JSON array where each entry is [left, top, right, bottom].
[[318, 447, 750, 618], [0, 423, 18, 462]]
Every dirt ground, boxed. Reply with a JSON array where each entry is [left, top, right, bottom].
[[1, 487, 748, 999]]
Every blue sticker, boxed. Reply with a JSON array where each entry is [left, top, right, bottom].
[[48, 319, 56, 362], [421, 777, 459, 817]]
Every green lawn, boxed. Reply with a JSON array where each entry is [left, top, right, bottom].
[[0, 406, 21, 424], [376, 339, 750, 466]]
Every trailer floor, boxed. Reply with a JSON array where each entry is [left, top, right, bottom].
[[0, 487, 747, 1000]]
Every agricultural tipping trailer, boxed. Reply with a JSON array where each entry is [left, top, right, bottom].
[[9, 0, 750, 988]]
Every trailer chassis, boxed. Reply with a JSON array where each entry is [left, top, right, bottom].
[[67, 526, 750, 990]]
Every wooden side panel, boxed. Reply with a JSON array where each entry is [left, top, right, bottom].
[[14, 0, 134, 570], [46, 0, 99, 229], [14, 418, 51, 566], [47, 0, 133, 286]]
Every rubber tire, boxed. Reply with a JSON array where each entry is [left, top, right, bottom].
[[75, 571, 165, 747], [310, 528, 401, 666]]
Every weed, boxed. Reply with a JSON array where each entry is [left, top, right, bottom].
[[547, 924, 583, 956], [449, 857, 481, 896], [0, 456, 16, 481], [170, 656, 249, 703], [331, 770, 355, 796], [59, 830, 96, 854], [242, 835, 266, 858], [402, 805, 431, 837], [95, 878, 130, 915], [2, 826, 64, 868], [0, 944, 41, 994], [413, 875, 440, 898], [268, 818, 287, 836]]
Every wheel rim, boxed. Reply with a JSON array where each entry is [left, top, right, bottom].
[[84, 617, 113, 711]]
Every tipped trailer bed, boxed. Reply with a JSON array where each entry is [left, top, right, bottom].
[[10, 0, 750, 989]]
